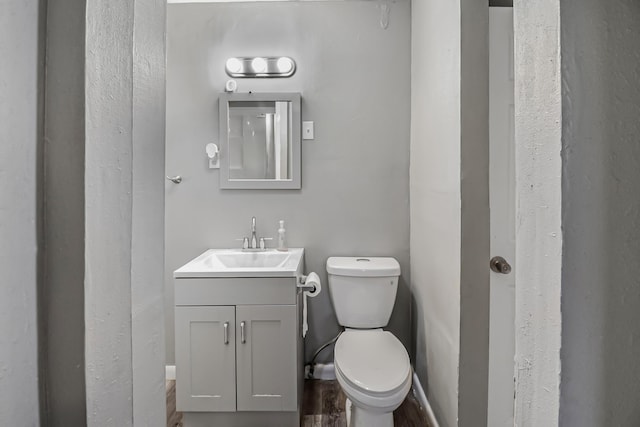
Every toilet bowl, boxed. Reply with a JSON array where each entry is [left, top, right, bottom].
[[326, 257, 411, 427], [334, 330, 412, 427]]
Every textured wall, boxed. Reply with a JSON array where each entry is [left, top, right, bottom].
[[513, 1, 562, 425], [165, 1, 411, 365], [0, 0, 41, 425], [84, 0, 167, 425], [560, 1, 640, 425], [84, 0, 135, 423], [131, 0, 167, 425]]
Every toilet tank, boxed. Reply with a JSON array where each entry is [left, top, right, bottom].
[[326, 257, 401, 328]]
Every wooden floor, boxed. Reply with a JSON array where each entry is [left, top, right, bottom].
[[166, 380, 183, 427], [167, 379, 430, 427], [302, 380, 430, 427]]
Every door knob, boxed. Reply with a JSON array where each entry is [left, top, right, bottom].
[[166, 175, 182, 184], [490, 256, 512, 274]]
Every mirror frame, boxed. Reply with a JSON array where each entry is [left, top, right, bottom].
[[219, 92, 301, 189]]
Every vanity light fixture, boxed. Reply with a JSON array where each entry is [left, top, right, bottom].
[[225, 56, 297, 78]]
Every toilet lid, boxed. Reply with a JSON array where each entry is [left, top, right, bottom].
[[327, 257, 401, 277], [335, 330, 411, 394]]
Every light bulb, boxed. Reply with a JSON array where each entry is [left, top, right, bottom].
[[226, 57, 242, 74], [276, 57, 293, 73], [251, 57, 268, 73]]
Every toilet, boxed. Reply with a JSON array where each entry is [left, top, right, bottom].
[[326, 257, 412, 427]]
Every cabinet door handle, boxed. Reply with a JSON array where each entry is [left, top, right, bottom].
[[240, 321, 246, 344], [223, 321, 229, 345]]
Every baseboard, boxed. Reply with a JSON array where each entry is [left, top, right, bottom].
[[166, 365, 176, 381], [412, 371, 440, 427], [306, 362, 336, 380]]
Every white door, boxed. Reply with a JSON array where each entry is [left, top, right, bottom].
[[488, 7, 516, 427]]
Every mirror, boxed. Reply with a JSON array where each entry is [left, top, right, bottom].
[[219, 92, 301, 189]]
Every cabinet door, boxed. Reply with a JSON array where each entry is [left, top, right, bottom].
[[236, 305, 297, 411], [175, 306, 236, 412]]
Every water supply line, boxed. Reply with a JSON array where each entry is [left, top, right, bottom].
[[307, 329, 344, 379]]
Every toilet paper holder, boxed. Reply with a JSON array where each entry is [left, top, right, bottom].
[[297, 275, 317, 293]]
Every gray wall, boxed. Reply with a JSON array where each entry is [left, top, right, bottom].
[[84, 0, 167, 424], [560, 1, 640, 425], [411, 0, 463, 423], [411, 1, 489, 426], [0, 0, 42, 425], [166, 1, 411, 365], [42, 0, 166, 424], [84, 0, 136, 423], [458, 1, 490, 424], [43, 0, 87, 424], [131, 0, 167, 425]]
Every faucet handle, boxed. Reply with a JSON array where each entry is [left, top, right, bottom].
[[259, 237, 273, 250], [236, 237, 249, 249]]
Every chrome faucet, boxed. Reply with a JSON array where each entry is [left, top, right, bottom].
[[250, 216, 258, 249], [238, 217, 271, 251]]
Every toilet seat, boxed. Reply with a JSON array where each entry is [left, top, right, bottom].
[[334, 329, 412, 402]]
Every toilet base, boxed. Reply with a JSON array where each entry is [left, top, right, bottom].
[[345, 398, 394, 427]]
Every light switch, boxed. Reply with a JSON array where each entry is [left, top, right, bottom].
[[302, 121, 314, 140]]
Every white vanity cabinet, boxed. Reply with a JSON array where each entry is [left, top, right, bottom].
[[174, 276, 303, 422], [235, 304, 297, 411], [175, 305, 237, 412]]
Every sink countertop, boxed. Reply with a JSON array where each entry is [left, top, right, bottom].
[[174, 248, 305, 278]]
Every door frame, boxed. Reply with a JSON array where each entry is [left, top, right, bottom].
[[488, 6, 516, 426], [512, 1, 563, 425], [80, 0, 563, 425]]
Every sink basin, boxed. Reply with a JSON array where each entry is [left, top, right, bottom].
[[214, 251, 290, 268], [174, 248, 304, 278]]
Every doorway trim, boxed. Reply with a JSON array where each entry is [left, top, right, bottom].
[[513, 1, 562, 425], [80, 0, 563, 425], [83, 0, 166, 425]]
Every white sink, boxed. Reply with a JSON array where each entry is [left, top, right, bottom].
[[174, 248, 304, 278], [214, 251, 290, 268]]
